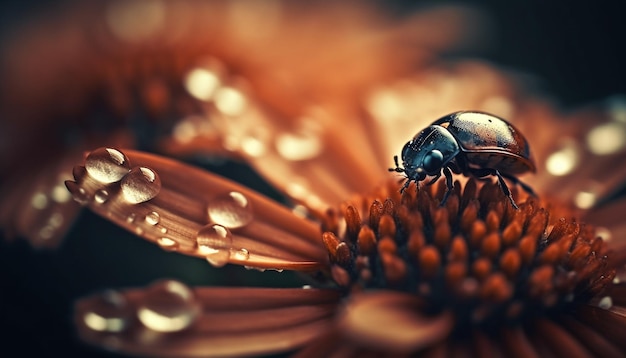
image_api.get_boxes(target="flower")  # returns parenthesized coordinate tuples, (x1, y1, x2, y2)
(66, 90, 626, 355)
(2, 1, 626, 357)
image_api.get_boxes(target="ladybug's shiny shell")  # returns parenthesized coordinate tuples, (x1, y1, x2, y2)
(390, 111, 536, 208)
(433, 111, 535, 175)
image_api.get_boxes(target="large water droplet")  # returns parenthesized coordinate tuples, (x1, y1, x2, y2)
(94, 189, 110, 204)
(207, 191, 253, 228)
(85, 148, 131, 183)
(120, 167, 161, 204)
(196, 224, 232, 267)
(157, 237, 178, 251)
(83, 290, 132, 333)
(145, 211, 160, 225)
(137, 280, 200, 333)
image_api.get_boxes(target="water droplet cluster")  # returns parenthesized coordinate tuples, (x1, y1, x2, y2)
(73, 148, 161, 206)
(195, 191, 255, 267)
(82, 280, 200, 335)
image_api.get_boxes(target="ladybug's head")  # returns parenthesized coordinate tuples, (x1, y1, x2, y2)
(401, 125, 460, 182)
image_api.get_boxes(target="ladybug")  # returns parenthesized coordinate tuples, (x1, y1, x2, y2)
(389, 111, 536, 209)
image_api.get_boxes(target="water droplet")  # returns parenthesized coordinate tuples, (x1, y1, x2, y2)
(366, 87, 404, 122)
(51, 184, 72, 203)
(48, 212, 63, 228)
(240, 133, 268, 157)
(232, 248, 249, 261)
(66, 181, 89, 205)
(157, 237, 178, 251)
(120, 167, 161, 204)
(145, 211, 160, 226)
(207, 191, 253, 228)
(214, 87, 247, 116)
(596, 227, 612, 242)
(275, 119, 323, 161)
(39, 226, 54, 240)
(137, 280, 200, 333)
(545, 141, 579, 176)
(196, 224, 232, 267)
(83, 290, 131, 333)
(94, 189, 110, 204)
(126, 213, 136, 223)
(85, 148, 131, 183)
(575, 190, 597, 209)
(31, 192, 48, 210)
(184, 68, 221, 101)
(586, 122, 626, 155)
(302, 285, 312, 289)
(244, 266, 265, 272)
(160, 227, 168, 234)
(292, 204, 308, 218)
(597, 296, 613, 310)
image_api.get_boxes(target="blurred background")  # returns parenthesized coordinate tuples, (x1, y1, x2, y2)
(0, 0, 624, 356)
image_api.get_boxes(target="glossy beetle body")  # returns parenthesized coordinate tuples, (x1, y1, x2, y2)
(390, 111, 536, 208)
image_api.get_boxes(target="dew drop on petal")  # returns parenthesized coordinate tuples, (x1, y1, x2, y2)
(292, 204, 308, 218)
(545, 142, 580, 176)
(207, 191, 253, 228)
(214, 87, 247, 116)
(596, 227, 612, 242)
(120, 167, 161, 204)
(196, 224, 232, 267)
(275, 119, 323, 161)
(232, 248, 249, 261)
(145, 211, 160, 226)
(597, 296, 613, 310)
(586, 122, 626, 155)
(85, 148, 131, 183)
(184, 68, 221, 101)
(51, 184, 72, 203)
(240, 129, 268, 157)
(66, 181, 89, 205)
(275, 132, 322, 161)
(157, 237, 178, 251)
(575, 190, 597, 209)
(126, 213, 136, 223)
(31, 192, 48, 210)
(137, 280, 200, 333)
(83, 290, 131, 333)
(94, 189, 110, 204)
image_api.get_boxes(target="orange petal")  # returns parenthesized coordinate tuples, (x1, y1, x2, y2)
(336, 291, 453, 353)
(67, 148, 328, 271)
(75, 282, 340, 357)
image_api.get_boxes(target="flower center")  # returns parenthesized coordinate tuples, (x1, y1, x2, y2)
(320, 178, 615, 329)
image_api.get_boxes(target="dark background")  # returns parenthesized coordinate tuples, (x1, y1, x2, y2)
(1, 0, 625, 357)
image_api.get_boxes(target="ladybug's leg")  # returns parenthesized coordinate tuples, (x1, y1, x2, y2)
(426, 173, 441, 186)
(494, 170, 519, 209)
(501, 173, 537, 197)
(440, 167, 454, 206)
(400, 178, 412, 193)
